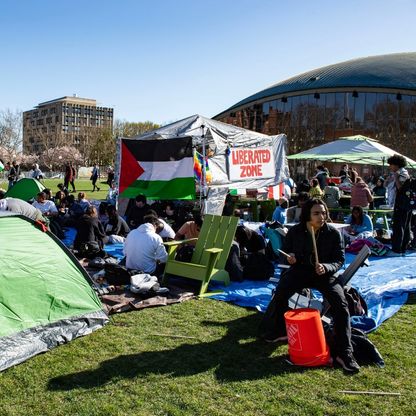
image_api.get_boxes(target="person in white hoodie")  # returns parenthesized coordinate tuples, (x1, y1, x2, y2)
(123, 214, 168, 276)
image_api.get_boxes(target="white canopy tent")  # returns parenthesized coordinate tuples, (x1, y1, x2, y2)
(287, 135, 416, 168)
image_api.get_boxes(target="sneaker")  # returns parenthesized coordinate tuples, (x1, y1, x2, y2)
(336, 354, 360, 373)
(263, 334, 288, 343)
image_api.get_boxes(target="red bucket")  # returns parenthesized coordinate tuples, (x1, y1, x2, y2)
(284, 308, 331, 367)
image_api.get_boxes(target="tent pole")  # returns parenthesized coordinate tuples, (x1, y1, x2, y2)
(201, 125, 208, 214)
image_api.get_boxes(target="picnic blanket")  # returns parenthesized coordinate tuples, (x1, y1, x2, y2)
(210, 252, 416, 332)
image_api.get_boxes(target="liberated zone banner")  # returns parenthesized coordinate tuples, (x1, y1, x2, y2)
(119, 137, 196, 200)
(228, 147, 275, 181)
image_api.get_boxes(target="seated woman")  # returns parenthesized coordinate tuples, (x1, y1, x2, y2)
(344, 205, 374, 242)
(372, 178, 387, 208)
(174, 212, 203, 261)
(234, 225, 274, 280)
(272, 197, 288, 224)
(309, 178, 323, 199)
(324, 181, 341, 208)
(73, 205, 107, 257)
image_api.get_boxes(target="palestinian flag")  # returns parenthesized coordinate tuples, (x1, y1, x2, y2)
(119, 137, 196, 200)
(0, 161, 4, 172)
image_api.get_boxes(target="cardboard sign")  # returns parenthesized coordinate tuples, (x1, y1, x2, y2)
(228, 147, 275, 181)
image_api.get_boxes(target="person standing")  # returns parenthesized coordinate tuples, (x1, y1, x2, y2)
(387, 154, 411, 255)
(7, 161, 20, 189)
(64, 162, 76, 192)
(70, 163, 77, 193)
(91, 163, 100, 192)
(315, 165, 328, 190)
(259, 198, 360, 373)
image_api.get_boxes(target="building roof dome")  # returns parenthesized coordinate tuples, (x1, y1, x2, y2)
(218, 52, 416, 115)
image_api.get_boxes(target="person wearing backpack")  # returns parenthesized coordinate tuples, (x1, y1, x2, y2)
(388, 154, 411, 255)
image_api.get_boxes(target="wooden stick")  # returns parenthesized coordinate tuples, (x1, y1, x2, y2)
(309, 225, 319, 264)
(149, 333, 198, 339)
(339, 390, 401, 396)
(277, 248, 291, 259)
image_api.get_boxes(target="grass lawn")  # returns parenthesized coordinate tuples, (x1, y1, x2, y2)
(0, 296, 414, 416)
(0, 178, 415, 415)
(0, 178, 110, 201)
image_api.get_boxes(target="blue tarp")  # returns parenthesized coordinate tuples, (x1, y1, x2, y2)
(62, 227, 125, 259)
(63, 226, 416, 332)
(210, 252, 416, 332)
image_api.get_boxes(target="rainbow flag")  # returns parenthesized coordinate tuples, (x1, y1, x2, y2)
(194, 151, 212, 184)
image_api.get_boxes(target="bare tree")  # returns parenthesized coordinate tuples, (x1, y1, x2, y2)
(113, 120, 160, 138)
(0, 109, 23, 161)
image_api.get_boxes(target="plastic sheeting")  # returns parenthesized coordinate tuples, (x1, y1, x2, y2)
(120, 115, 289, 190)
(210, 252, 416, 332)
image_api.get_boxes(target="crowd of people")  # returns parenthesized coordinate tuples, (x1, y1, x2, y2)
(1, 154, 413, 375)
(270, 155, 414, 255)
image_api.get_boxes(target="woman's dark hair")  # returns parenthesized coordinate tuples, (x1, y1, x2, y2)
(311, 178, 319, 187)
(135, 194, 147, 204)
(299, 198, 328, 225)
(193, 213, 203, 228)
(86, 205, 98, 217)
(351, 205, 364, 225)
(387, 154, 407, 168)
(146, 209, 158, 217)
(143, 214, 160, 226)
(106, 204, 117, 215)
(297, 192, 310, 202)
(376, 177, 385, 186)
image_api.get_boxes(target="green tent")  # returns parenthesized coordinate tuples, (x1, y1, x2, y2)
(0, 214, 108, 371)
(287, 135, 416, 167)
(4, 178, 45, 202)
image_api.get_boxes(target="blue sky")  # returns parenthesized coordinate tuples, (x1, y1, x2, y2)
(1, 0, 415, 125)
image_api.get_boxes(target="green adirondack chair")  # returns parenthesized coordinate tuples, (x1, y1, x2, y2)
(162, 214, 239, 296)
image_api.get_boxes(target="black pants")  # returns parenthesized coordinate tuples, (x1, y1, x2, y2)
(259, 265, 352, 355)
(392, 208, 412, 253)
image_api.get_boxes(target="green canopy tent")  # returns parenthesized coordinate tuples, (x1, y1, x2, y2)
(4, 178, 45, 201)
(0, 214, 108, 371)
(287, 135, 416, 168)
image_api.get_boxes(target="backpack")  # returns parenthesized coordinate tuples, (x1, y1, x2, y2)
(395, 177, 416, 211)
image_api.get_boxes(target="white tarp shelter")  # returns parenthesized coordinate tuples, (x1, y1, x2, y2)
(121, 114, 289, 190)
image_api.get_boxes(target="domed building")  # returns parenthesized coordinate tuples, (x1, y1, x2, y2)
(214, 52, 416, 160)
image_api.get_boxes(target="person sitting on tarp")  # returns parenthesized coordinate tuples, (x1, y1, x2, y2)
(234, 225, 274, 280)
(161, 202, 179, 231)
(77, 192, 91, 212)
(146, 209, 175, 241)
(286, 192, 310, 223)
(126, 194, 150, 229)
(123, 214, 168, 277)
(174, 212, 203, 261)
(104, 204, 130, 244)
(343, 205, 374, 243)
(32, 191, 58, 218)
(272, 197, 288, 224)
(73, 205, 107, 258)
(258, 198, 360, 373)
